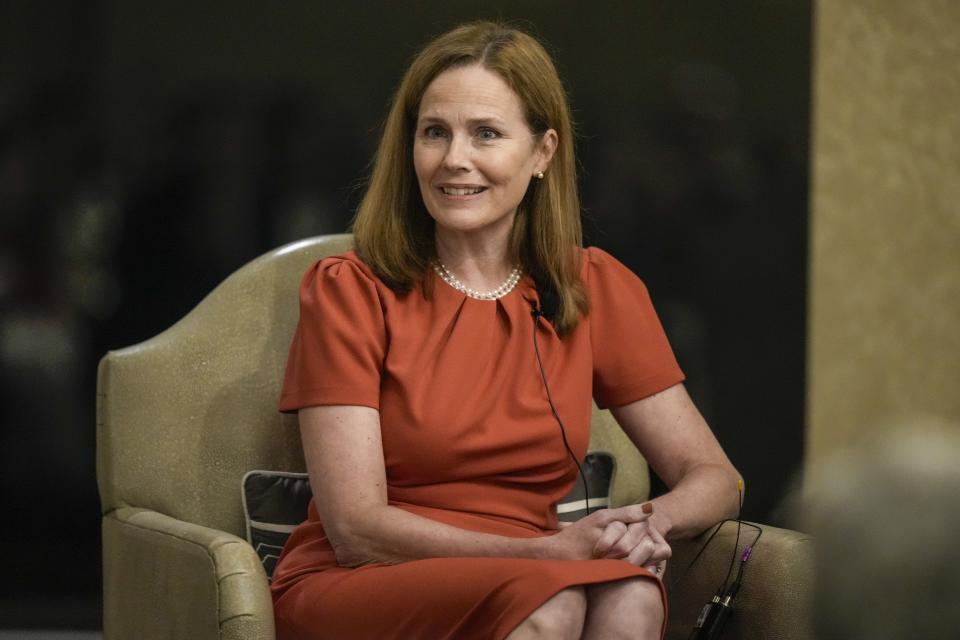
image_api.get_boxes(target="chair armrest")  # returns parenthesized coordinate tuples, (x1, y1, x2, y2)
(102, 507, 275, 640)
(665, 521, 814, 640)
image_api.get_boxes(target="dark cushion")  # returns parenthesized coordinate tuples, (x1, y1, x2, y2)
(557, 451, 616, 522)
(241, 470, 312, 580)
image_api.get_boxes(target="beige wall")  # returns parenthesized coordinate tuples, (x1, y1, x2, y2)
(807, 0, 960, 470)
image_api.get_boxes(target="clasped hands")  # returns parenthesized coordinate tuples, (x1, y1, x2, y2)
(554, 503, 671, 577)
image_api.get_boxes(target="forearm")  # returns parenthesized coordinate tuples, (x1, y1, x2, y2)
(648, 463, 741, 540)
(328, 504, 553, 567)
(610, 384, 743, 540)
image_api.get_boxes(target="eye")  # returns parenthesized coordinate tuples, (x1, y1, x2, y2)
(423, 125, 448, 140)
(476, 127, 500, 141)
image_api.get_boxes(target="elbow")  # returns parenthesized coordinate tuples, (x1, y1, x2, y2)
(325, 516, 388, 568)
(727, 465, 745, 520)
(694, 461, 742, 522)
(328, 528, 378, 568)
(329, 535, 367, 568)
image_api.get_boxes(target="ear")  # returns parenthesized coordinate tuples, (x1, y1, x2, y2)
(535, 128, 559, 173)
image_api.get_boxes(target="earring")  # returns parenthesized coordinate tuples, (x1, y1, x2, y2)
(535, 171, 545, 180)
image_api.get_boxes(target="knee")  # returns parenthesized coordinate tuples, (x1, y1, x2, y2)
(622, 578, 664, 628)
(509, 587, 587, 640)
(585, 578, 664, 639)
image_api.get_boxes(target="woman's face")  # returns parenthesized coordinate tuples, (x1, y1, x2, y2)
(413, 65, 556, 241)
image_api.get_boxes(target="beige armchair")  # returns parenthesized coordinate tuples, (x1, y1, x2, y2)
(97, 234, 813, 639)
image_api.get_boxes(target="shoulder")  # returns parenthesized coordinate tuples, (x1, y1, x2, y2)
(580, 246, 647, 290)
(581, 246, 620, 269)
(300, 251, 386, 292)
(298, 250, 390, 309)
(306, 250, 378, 281)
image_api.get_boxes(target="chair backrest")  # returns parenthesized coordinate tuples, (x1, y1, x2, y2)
(97, 235, 352, 536)
(97, 234, 648, 538)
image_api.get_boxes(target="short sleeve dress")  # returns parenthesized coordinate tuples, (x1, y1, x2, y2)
(272, 247, 684, 640)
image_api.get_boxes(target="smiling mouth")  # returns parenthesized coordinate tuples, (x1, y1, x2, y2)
(440, 186, 486, 196)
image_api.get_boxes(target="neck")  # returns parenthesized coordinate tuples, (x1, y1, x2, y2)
(434, 224, 515, 291)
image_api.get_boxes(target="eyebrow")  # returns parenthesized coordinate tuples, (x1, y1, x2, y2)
(417, 115, 509, 128)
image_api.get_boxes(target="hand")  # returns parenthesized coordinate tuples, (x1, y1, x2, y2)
(549, 504, 654, 561)
(595, 518, 672, 568)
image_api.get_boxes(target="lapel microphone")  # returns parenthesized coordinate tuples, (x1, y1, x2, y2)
(530, 272, 559, 326)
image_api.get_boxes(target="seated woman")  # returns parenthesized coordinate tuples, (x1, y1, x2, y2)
(272, 21, 741, 640)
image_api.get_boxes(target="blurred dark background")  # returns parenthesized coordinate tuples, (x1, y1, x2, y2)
(0, 0, 810, 630)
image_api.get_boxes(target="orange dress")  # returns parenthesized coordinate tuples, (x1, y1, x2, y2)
(273, 247, 684, 639)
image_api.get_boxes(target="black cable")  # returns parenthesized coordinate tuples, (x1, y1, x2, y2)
(679, 520, 731, 579)
(530, 307, 591, 517)
(721, 483, 745, 590)
(686, 522, 763, 640)
(678, 482, 754, 640)
(700, 526, 763, 640)
(679, 518, 762, 581)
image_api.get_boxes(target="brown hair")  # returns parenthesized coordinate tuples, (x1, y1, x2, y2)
(352, 21, 588, 335)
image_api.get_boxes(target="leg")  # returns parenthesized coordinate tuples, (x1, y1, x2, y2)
(583, 577, 665, 640)
(505, 586, 587, 640)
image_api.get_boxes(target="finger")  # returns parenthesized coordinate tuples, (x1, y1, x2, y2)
(587, 507, 616, 527)
(647, 524, 672, 562)
(605, 521, 649, 559)
(606, 502, 654, 525)
(647, 521, 665, 544)
(647, 542, 671, 564)
(626, 537, 657, 567)
(557, 521, 573, 529)
(592, 521, 628, 559)
(647, 517, 668, 545)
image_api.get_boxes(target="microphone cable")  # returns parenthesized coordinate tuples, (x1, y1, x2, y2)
(530, 304, 591, 518)
(685, 481, 742, 640)
(685, 481, 763, 640)
(689, 525, 762, 640)
(722, 480, 746, 593)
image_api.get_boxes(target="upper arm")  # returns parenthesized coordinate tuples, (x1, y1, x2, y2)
(299, 405, 389, 535)
(610, 383, 736, 488)
(585, 248, 685, 409)
(583, 250, 729, 486)
(279, 257, 387, 412)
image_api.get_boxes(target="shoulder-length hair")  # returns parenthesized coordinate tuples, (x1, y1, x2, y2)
(352, 21, 589, 335)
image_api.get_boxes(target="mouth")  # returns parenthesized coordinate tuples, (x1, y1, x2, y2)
(439, 186, 487, 196)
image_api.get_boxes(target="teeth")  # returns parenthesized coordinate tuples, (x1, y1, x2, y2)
(441, 187, 484, 196)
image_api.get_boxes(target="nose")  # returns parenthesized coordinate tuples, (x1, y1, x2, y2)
(441, 133, 472, 172)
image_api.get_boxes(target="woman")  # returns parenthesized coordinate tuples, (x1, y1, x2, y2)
(274, 21, 741, 640)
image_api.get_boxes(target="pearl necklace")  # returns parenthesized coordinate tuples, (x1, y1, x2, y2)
(432, 261, 522, 300)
